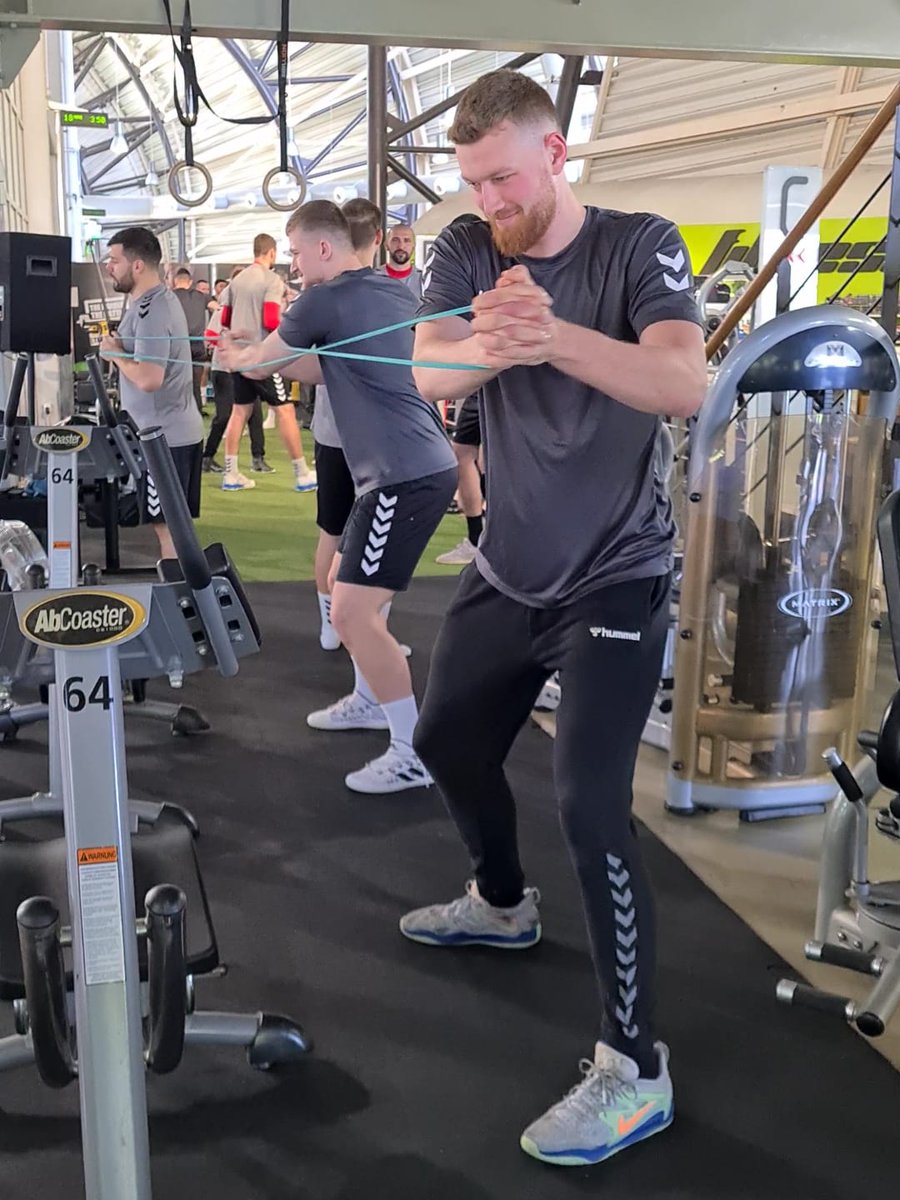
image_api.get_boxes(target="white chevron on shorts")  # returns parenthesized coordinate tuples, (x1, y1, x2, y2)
(273, 374, 287, 402)
(607, 852, 640, 1040)
(146, 474, 161, 518)
(361, 492, 397, 577)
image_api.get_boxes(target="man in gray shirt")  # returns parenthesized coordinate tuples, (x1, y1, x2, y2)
(399, 70, 707, 1170)
(218, 201, 457, 797)
(378, 223, 423, 300)
(100, 227, 204, 561)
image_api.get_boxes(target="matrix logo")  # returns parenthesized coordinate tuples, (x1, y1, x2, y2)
(21, 591, 144, 648)
(32, 428, 89, 453)
(777, 589, 852, 620)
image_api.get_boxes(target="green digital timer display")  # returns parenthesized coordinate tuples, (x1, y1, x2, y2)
(61, 111, 109, 127)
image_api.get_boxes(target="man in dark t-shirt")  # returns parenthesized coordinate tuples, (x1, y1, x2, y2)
(399, 70, 707, 1169)
(217, 201, 457, 797)
(172, 267, 209, 412)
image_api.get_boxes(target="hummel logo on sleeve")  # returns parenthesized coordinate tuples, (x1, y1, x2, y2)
(590, 626, 642, 642)
(656, 248, 690, 292)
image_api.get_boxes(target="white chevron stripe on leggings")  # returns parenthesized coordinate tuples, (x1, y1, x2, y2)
(607, 852, 639, 1040)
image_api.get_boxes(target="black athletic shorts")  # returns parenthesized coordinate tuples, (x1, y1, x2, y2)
(314, 441, 356, 537)
(453, 394, 481, 446)
(140, 441, 203, 524)
(233, 372, 291, 408)
(337, 467, 457, 592)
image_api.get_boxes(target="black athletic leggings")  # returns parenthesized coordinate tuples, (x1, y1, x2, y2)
(204, 370, 264, 460)
(414, 566, 670, 1077)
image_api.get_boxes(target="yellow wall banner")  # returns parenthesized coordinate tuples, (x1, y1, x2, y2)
(680, 217, 887, 302)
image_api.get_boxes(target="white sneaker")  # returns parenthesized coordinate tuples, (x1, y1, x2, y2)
(306, 691, 389, 731)
(222, 471, 255, 491)
(319, 624, 342, 651)
(294, 472, 318, 493)
(435, 539, 477, 566)
(345, 743, 433, 794)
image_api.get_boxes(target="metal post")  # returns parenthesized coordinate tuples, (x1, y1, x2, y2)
(367, 45, 388, 236)
(554, 56, 584, 136)
(879, 105, 900, 341)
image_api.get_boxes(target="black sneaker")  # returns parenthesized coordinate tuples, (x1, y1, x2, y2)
(251, 457, 276, 474)
(202, 457, 225, 474)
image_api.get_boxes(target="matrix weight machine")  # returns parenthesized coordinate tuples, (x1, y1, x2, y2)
(666, 305, 900, 819)
(778, 487, 900, 1036)
(0, 366, 310, 1200)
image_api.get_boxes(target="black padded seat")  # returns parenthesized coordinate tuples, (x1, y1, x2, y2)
(0, 808, 218, 1001)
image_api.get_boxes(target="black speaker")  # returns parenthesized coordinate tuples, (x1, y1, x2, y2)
(0, 232, 72, 355)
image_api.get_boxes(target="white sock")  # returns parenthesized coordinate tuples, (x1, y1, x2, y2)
(292, 456, 310, 478)
(380, 599, 392, 622)
(352, 658, 379, 706)
(224, 454, 238, 475)
(318, 591, 334, 632)
(381, 694, 418, 751)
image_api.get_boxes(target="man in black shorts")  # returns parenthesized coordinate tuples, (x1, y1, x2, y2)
(218, 233, 316, 493)
(401, 69, 707, 1168)
(100, 226, 204, 560)
(219, 201, 458, 794)
(311, 198, 383, 651)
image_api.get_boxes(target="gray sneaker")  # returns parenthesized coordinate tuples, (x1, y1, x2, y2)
(399, 880, 541, 949)
(520, 1042, 673, 1166)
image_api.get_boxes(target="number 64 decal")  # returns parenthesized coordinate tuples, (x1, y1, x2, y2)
(63, 676, 113, 713)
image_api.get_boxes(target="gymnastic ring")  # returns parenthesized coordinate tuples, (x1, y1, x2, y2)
(168, 160, 214, 208)
(262, 165, 307, 212)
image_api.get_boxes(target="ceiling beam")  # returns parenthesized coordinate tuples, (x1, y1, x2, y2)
(568, 80, 898, 161)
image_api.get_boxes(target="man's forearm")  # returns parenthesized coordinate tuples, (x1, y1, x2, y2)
(549, 321, 706, 418)
(413, 335, 499, 402)
(116, 356, 163, 393)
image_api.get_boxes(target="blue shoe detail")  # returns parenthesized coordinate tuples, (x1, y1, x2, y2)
(295, 480, 318, 492)
(522, 1107, 673, 1166)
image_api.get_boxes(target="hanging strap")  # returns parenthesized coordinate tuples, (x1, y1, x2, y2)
(161, 0, 280, 156)
(276, 0, 290, 171)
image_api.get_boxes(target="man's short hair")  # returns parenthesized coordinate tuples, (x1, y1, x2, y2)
(449, 69, 559, 145)
(174, 267, 192, 281)
(107, 226, 163, 268)
(342, 197, 382, 251)
(214, 277, 228, 287)
(388, 223, 413, 237)
(285, 200, 353, 247)
(253, 233, 277, 257)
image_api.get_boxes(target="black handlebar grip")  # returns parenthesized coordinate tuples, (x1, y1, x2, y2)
(137, 428, 211, 592)
(3, 353, 28, 432)
(85, 354, 119, 428)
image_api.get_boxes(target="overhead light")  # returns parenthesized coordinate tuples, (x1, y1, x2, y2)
(564, 160, 583, 183)
(242, 192, 257, 208)
(333, 185, 358, 204)
(145, 166, 159, 187)
(110, 122, 128, 156)
(287, 131, 300, 158)
(285, 188, 301, 205)
(432, 153, 450, 165)
(387, 181, 409, 200)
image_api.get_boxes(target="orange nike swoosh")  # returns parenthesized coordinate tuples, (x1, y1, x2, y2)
(618, 1102, 655, 1137)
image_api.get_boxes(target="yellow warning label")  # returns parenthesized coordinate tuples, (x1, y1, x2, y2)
(78, 846, 118, 866)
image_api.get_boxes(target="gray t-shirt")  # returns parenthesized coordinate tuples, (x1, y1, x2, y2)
(311, 384, 342, 449)
(417, 208, 701, 607)
(117, 283, 204, 448)
(277, 268, 456, 494)
(377, 264, 423, 302)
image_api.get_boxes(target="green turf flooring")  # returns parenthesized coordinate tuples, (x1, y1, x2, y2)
(193, 424, 470, 583)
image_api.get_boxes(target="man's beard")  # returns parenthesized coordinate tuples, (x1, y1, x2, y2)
(489, 184, 557, 257)
(390, 249, 410, 266)
(111, 270, 134, 294)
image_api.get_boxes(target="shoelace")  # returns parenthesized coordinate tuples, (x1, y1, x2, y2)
(561, 1062, 637, 1121)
